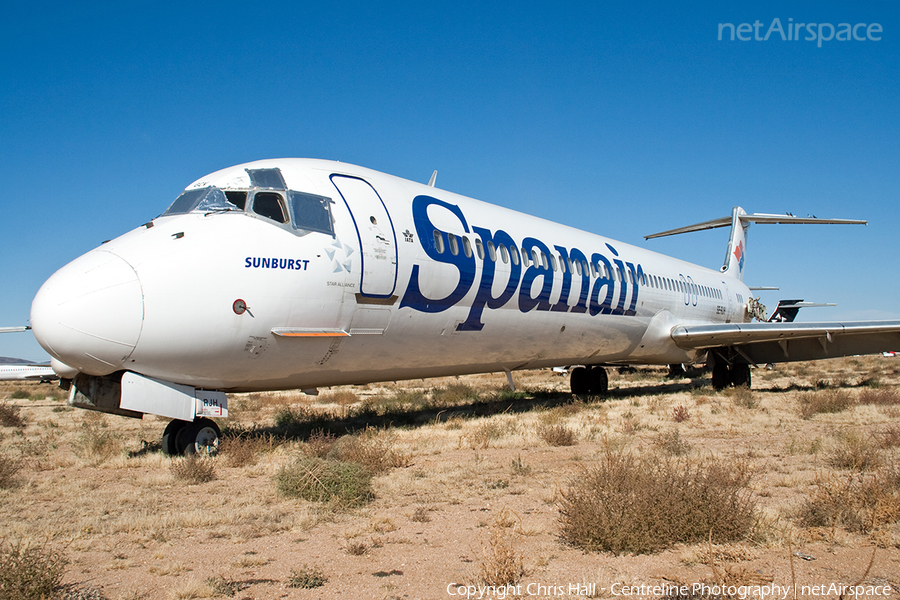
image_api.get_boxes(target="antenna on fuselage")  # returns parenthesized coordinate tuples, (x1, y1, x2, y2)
(427, 170, 437, 187)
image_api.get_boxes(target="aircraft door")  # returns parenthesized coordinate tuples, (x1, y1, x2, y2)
(330, 175, 398, 298)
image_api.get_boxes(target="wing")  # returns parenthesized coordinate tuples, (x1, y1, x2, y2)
(672, 320, 900, 364)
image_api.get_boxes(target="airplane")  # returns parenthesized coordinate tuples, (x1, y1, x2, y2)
(7, 158, 900, 455)
(0, 328, 59, 382)
(766, 299, 836, 323)
(0, 357, 58, 383)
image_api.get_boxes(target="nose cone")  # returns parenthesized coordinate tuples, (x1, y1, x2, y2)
(32, 250, 144, 376)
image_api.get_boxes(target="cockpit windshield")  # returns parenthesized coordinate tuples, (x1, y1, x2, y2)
(163, 187, 240, 216)
(161, 184, 335, 237)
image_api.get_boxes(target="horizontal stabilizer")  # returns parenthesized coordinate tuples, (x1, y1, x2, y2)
(645, 212, 866, 239)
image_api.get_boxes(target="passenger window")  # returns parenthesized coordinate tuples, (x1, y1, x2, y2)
(510, 246, 520, 266)
(434, 230, 444, 253)
(532, 249, 540, 266)
(487, 241, 497, 262)
(448, 233, 459, 256)
(252, 192, 287, 223)
(287, 191, 334, 235)
(499, 244, 509, 264)
(559, 256, 567, 273)
(549, 254, 557, 271)
(475, 239, 485, 260)
(462, 236, 473, 258)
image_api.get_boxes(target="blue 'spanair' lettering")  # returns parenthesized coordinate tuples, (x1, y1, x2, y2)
(399, 197, 643, 329)
(457, 227, 521, 331)
(399, 196, 475, 313)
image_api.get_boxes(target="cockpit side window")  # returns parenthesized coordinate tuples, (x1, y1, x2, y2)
(288, 191, 334, 236)
(252, 192, 287, 223)
(163, 187, 240, 215)
(224, 191, 247, 210)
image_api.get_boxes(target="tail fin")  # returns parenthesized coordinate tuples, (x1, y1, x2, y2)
(722, 207, 749, 280)
(645, 207, 866, 282)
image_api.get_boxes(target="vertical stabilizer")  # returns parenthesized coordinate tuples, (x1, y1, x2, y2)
(721, 207, 749, 281)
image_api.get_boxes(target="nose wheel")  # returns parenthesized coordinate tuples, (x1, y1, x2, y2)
(161, 418, 221, 456)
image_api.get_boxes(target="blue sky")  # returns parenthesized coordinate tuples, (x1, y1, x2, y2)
(2, 1, 898, 361)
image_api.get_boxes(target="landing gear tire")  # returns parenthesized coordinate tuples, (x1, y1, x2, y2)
(570, 367, 589, 395)
(712, 363, 730, 391)
(176, 418, 221, 456)
(161, 420, 189, 456)
(731, 363, 751, 388)
(588, 367, 608, 396)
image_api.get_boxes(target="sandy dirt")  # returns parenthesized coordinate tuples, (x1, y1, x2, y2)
(2, 358, 900, 600)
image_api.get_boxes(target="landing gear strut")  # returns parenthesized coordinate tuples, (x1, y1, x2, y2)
(570, 366, 608, 396)
(161, 418, 221, 456)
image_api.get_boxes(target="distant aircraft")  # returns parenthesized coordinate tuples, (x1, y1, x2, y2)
(7, 159, 899, 454)
(0, 357, 58, 383)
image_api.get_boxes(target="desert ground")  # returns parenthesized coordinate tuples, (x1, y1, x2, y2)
(2, 357, 900, 600)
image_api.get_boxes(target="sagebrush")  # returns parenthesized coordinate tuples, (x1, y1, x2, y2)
(559, 450, 756, 554)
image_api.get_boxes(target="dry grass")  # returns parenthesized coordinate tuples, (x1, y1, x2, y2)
(1, 357, 899, 597)
(0, 539, 67, 600)
(536, 423, 577, 446)
(797, 389, 856, 419)
(326, 427, 409, 472)
(559, 450, 757, 554)
(475, 528, 526, 586)
(286, 565, 327, 589)
(798, 467, 900, 533)
(276, 457, 374, 507)
(169, 455, 216, 484)
(0, 402, 25, 427)
(0, 451, 23, 488)
(858, 387, 900, 405)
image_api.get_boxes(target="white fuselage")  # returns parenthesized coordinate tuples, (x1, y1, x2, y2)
(0, 363, 57, 381)
(31, 159, 751, 392)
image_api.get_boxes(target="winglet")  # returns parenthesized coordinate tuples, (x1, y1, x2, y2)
(427, 170, 437, 187)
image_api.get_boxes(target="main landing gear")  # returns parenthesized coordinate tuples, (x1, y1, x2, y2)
(161, 418, 221, 456)
(570, 365, 608, 396)
(711, 362, 751, 391)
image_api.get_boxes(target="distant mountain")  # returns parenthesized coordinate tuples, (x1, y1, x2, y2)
(0, 357, 38, 365)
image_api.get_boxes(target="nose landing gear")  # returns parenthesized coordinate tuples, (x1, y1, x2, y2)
(161, 418, 221, 456)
